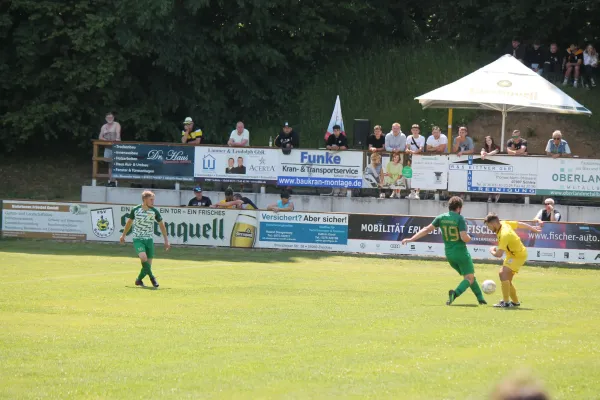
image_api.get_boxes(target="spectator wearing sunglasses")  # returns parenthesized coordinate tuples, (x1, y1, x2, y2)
(533, 198, 561, 225)
(545, 130, 571, 158)
(187, 187, 212, 207)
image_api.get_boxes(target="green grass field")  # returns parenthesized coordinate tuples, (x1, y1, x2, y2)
(2, 240, 600, 399)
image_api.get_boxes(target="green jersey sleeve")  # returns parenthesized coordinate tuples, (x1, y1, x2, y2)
(152, 207, 163, 222)
(431, 216, 441, 228)
(458, 215, 467, 232)
(128, 207, 136, 220)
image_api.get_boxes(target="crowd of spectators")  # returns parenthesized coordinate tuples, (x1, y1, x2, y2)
(183, 186, 293, 212)
(506, 38, 598, 89)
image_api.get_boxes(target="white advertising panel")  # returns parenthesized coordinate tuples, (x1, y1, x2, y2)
(410, 154, 449, 190)
(194, 147, 279, 184)
(447, 155, 536, 194)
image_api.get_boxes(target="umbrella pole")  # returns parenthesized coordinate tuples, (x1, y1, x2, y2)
(447, 108, 453, 153)
(500, 107, 507, 152)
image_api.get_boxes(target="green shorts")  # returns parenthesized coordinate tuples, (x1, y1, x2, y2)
(133, 238, 155, 259)
(447, 252, 475, 276)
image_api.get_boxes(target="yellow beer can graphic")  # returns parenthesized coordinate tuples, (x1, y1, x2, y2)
(230, 212, 257, 248)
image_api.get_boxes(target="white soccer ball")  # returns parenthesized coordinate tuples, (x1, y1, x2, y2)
(482, 279, 496, 295)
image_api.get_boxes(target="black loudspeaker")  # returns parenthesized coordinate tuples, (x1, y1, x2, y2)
(353, 119, 370, 149)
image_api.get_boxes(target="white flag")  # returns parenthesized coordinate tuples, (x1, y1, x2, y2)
(325, 95, 345, 141)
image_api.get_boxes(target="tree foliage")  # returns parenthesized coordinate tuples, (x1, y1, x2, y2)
(1, 0, 598, 152)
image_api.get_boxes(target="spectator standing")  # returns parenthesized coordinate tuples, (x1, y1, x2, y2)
(385, 123, 406, 152)
(583, 44, 598, 89)
(505, 37, 526, 63)
(367, 125, 385, 152)
(405, 124, 425, 155)
(212, 187, 237, 208)
(481, 136, 501, 203)
(533, 198, 561, 225)
(228, 121, 250, 147)
(99, 111, 122, 187)
(452, 126, 474, 156)
(506, 130, 528, 155)
(543, 43, 563, 83)
(480, 136, 500, 159)
(405, 124, 425, 200)
(233, 193, 258, 210)
(526, 40, 545, 75)
(187, 187, 212, 207)
(181, 117, 202, 145)
(215, 193, 259, 209)
(545, 130, 571, 158)
(563, 44, 583, 87)
(325, 124, 348, 150)
(267, 191, 295, 212)
(326, 125, 349, 196)
(425, 126, 448, 153)
(274, 122, 299, 151)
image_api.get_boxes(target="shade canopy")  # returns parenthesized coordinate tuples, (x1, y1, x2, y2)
(415, 55, 591, 150)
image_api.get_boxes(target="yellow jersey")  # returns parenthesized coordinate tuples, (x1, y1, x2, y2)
(497, 221, 526, 258)
(217, 199, 237, 209)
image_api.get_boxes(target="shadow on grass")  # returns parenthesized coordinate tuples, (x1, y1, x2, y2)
(449, 304, 479, 308)
(1, 239, 600, 270)
(124, 286, 171, 291)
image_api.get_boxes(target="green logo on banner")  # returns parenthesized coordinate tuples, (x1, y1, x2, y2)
(402, 166, 413, 178)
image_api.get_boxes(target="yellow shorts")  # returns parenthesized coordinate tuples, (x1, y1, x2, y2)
(503, 254, 527, 273)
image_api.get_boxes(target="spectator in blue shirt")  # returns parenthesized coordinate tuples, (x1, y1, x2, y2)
(267, 191, 295, 213)
(545, 130, 571, 158)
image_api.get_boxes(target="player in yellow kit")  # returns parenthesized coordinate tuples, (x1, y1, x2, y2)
(483, 213, 541, 308)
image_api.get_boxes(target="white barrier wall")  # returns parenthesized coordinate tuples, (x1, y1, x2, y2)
(81, 186, 595, 222)
(4, 200, 600, 264)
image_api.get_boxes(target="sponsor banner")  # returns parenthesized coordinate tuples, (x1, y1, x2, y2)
(447, 155, 536, 194)
(4, 201, 600, 264)
(100, 206, 252, 247)
(536, 158, 600, 197)
(257, 212, 348, 251)
(278, 150, 363, 188)
(347, 214, 600, 262)
(362, 153, 411, 190)
(410, 154, 449, 190)
(193, 147, 278, 184)
(112, 144, 194, 181)
(1, 201, 89, 240)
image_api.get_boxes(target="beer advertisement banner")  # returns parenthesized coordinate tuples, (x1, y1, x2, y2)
(1, 201, 254, 248)
(111, 144, 195, 181)
(347, 214, 600, 263)
(536, 158, 600, 197)
(91, 206, 253, 248)
(193, 147, 279, 184)
(447, 155, 537, 194)
(410, 154, 449, 190)
(257, 212, 349, 252)
(278, 150, 363, 188)
(1, 201, 88, 240)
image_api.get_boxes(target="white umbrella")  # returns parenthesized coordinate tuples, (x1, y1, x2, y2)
(415, 54, 591, 151)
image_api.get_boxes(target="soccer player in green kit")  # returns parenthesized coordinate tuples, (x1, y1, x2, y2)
(401, 196, 486, 305)
(120, 190, 170, 288)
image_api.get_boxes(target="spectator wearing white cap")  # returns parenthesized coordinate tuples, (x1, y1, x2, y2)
(228, 121, 250, 147)
(181, 117, 203, 145)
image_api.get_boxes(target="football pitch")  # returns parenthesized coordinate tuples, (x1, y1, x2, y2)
(2, 240, 600, 399)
